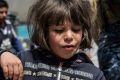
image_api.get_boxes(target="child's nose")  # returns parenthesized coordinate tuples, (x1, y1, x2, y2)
(64, 31, 73, 43)
(2, 11, 7, 17)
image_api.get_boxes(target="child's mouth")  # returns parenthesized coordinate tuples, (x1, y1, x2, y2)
(62, 45, 75, 51)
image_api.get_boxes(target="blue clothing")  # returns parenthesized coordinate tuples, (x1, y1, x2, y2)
(98, 21, 120, 80)
(0, 48, 106, 80)
(0, 20, 24, 52)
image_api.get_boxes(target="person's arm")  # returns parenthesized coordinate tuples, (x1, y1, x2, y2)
(96, 71, 106, 80)
(11, 37, 24, 52)
(11, 27, 24, 52)
(0, 51, 23, 80)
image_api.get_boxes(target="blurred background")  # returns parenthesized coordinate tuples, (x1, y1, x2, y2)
(6, 0, 36, 22)
(5, 0, 36, 50)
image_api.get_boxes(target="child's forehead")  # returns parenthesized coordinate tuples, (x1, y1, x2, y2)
(49, 20, 83, 29)
(49, 16, 82, 25)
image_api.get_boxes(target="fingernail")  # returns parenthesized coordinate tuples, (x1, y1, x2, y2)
(5, 77, 8, 80)
(9, 76, 12, 79)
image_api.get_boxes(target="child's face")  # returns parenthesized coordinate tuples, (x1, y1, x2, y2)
(0, 7, 8, 23)
(48, 19, 82, 59)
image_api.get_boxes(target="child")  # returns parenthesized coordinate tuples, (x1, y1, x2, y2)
(0, 0, 106, 80)
(0, 0, 24, 52)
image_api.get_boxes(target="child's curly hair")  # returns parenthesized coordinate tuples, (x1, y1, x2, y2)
(27, 0, 93, 50)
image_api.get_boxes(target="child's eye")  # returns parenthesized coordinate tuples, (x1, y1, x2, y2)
(72, 29, 81, 33)
(54, 25, 64, 33)
(54, 29, 64, 33)
(72, 28, 81, 33)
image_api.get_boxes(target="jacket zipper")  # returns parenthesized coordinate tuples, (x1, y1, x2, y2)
(57, 62, 63, 80)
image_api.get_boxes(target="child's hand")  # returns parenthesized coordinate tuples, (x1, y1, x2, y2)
(0, 52, 23, 80)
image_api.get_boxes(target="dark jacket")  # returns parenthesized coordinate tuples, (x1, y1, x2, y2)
(98, 21, 120, 80)
(0, 48, 106, 80)
(98, 0, 120, 79)
(0, 20, 24, 52)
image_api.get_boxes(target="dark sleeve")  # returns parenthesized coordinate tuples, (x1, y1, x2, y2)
(11, 37, 24, 52)
(0, 67, 5, 80)
(9, 25, 24, 52)
(104, 64, 120, 80)
(0, 48, 3, 55)
(98, 32, 120, 80)
(95, 71, 106, 80)
(98, 50, 120, 80)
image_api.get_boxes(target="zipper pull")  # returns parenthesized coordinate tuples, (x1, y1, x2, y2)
(57, 62, 63, 80)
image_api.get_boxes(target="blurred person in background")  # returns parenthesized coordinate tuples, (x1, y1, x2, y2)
(97, 0, 120, 79)
(0, 0, 24, 52)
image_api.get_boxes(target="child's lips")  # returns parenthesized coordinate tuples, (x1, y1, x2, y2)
(62, 45, 75, 51)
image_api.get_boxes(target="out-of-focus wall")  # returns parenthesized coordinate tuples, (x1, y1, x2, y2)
(6, 0, 36, 22)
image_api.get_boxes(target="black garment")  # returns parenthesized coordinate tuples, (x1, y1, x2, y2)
(1, 47, 105, 80)
(98, 21, 120, 80)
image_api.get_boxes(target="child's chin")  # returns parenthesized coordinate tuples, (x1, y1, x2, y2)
(60, 54, 74, 60)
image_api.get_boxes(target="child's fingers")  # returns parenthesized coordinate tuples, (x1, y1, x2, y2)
(3, 66, 9, 79)
(18, 63, 23, 80)
(13, 63, 20, 80)
(8, 64, 13, 79)
(0, 52, 22, 79)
